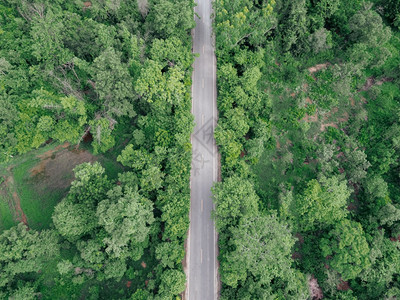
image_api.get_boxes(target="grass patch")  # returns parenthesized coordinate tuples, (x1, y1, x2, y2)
(13, 157, 68, 230)
(0, 194, 15, 231)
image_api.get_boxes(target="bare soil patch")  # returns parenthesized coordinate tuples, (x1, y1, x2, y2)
(30, 147, 97, 190)
(337, 280, 351, 291)
(308, 63, 329, 75)
(358, 76, 393, 92)
(1, 173, 28, 226)
(12, 190, 28, 226)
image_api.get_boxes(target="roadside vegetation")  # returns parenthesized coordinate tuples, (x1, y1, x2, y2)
(213, 0, 400, 299)
(0, 0, 195, 298)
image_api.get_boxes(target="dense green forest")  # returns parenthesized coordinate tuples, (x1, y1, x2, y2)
(0, 0, 194, 298)
(2, 0, 400, 299)
(213, 0, 400, 299)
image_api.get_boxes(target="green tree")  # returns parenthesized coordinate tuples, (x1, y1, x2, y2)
(212, 175, 259, 231)
(155, 241, 185, 268)
(320, 219, 370, 280)
(0, 93, 18, 161)
(8, 285, 36, 300)
(295, 176, 350, 231)
(140, 166, 164, 192)
(215, 0, 277, 50)
(89, 117, 116, 154)
(343, 149, 370, 184)
(146, 0, 195, 39)
(377, 203, 400, 228)
(221, 213, 305, 295)
(135, 60, 186, 111)
(363, 175, 390, 212)
(149, 37, 194, 70)
(358, 230, 400, 299)
(307, 28, 332, 54)
(96, 186, 154, 260)
(158, 269, 186, 297)
(52, 199, 97, 242)
(91, 47, 135, 117)
(16, 89, 88, 152)
(30, 8, 73, 68)
(0, 224, 59, 288)
(276, 0, 308, 53)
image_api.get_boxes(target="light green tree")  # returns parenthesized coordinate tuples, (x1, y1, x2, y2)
(52, 199, 97, 242)
(295, 176, 350, 231)
(158, 269, 186, 297)
(68, 162, 111, 206)
(212, 175, 259, 231)
(349, 3, 391, 48)
(97, 186, 155, 260)
(0, 224, 59, 288)
(91, 47, 135, 117)
(320, 219, 370, 280)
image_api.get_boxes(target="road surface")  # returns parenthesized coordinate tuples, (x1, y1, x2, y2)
(186, 0, 218, 299)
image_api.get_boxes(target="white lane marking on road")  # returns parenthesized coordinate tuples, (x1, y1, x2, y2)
(201, 199, 203, 212)
(202, 78, 204, 88)
(200, 248, 203, 264)
(203, 45, 205, 54)
(202, 114, 204, 125)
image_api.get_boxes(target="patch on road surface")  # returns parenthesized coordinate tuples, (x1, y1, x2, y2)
(193, 117, 217, 154)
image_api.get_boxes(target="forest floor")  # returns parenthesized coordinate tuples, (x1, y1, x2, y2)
(0, 142, 123, 231)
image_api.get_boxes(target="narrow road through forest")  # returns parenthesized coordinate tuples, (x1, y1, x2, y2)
(186, 0, 218, 299)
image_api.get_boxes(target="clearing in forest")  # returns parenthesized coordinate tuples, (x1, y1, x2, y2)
(0, 142, 122, 231)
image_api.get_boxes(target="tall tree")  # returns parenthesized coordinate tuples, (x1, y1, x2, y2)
(320, 219, 370, 280)
(146, 0, 195, 39)
(212, 175, 259, 231)
(96, 186, 155, 260)
(295, 176, 350, 231)
(220, 213, 308, 298)
(348, 3, 392, 48)
(0, 224, 59, 290)
(91, 47, 135, 118)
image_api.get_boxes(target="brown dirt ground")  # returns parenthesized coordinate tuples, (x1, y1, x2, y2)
(308, 63, 329, 74)
(30, 146, 97, 190)
(358, 76, 393, 92)
(337, 280, 351, 291)
(1, 171, 28, 226)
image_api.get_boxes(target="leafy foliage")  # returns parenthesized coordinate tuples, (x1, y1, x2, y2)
(0, 0, 194, 297)
(214, 0, 400, 298)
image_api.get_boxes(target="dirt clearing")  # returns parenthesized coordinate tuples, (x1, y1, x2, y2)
(30, 145, 97, 190)
(1, 143, 98, 229)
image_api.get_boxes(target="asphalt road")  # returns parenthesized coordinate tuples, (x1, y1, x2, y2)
(186, 0, 218, 299)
